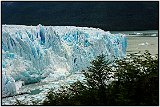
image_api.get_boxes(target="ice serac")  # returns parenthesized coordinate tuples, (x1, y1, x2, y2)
(2, 24, 127, 97)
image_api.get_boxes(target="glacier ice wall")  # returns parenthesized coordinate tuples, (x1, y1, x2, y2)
(2, 24, 127, 97)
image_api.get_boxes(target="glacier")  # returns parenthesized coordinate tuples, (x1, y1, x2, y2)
(2, 24, 127, 97)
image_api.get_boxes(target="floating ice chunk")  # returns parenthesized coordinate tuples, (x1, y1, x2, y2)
(138, 42, 149, 46)
(2, 73, 17, 97)
(15, 81, 25, 94)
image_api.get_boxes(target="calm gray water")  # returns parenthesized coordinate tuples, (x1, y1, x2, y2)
(127, 36, 158, 55)
(110, 30, 158, 55)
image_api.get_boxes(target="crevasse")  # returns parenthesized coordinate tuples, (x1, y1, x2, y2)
(2, 24, 127, 97)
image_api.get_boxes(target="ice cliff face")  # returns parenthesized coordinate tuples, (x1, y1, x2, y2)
(2, 24, 127, 97)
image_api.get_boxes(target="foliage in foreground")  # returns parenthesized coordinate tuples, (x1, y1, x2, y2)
(15, 51, 159, 105)
(43, 51, 158, 106)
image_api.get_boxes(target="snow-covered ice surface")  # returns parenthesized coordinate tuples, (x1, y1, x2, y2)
(2, 25, 127, 105)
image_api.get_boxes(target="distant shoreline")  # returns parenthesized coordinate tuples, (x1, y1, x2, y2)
(111, 30, 158, 37)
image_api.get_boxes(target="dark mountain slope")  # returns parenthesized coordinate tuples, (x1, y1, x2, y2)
(2, 2, 159, 31)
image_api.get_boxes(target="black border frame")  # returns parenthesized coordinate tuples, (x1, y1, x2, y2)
(1, 1, 159, 106)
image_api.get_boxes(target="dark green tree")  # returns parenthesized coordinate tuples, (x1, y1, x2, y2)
(107, 50, 159, 105)
(83, 54, 113, 105)
(43, 88, 72, 105)
(42, 54, 113, 105)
